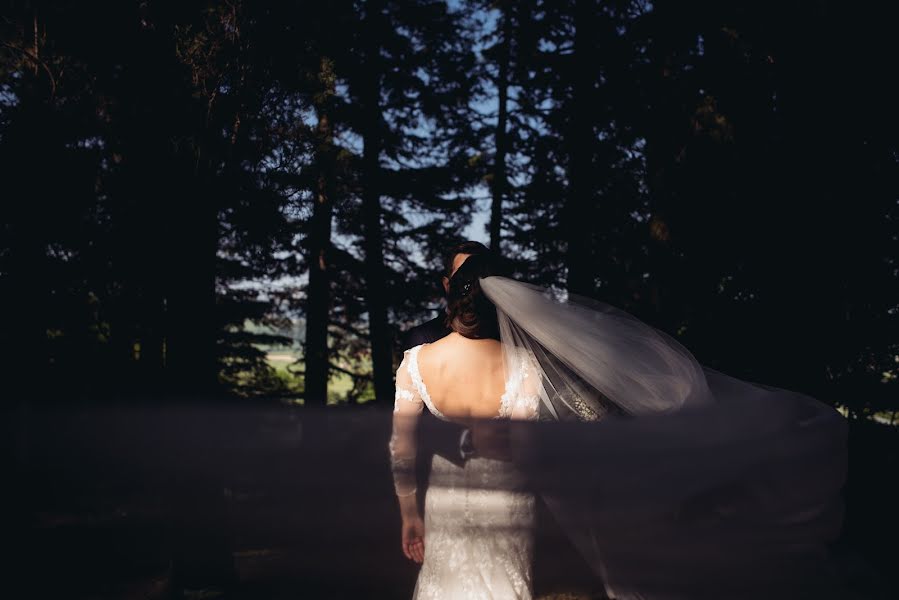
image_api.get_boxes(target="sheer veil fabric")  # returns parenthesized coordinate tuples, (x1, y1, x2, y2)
(479, 276, 849, 599)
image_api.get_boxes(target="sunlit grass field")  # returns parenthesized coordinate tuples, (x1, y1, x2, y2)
(230, 320, 375, 403)
(262, 350, 375, 405)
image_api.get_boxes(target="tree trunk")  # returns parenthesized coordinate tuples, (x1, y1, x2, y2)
(565, 0, 595, 296)
(489, 5, 511, 251)
(361, 1, 394, 405)
(139, 287, 165, 389)
(163, 165, 218, 395)
(304, 56, 337, 406)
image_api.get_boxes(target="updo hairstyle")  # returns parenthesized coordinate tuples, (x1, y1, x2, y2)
(444, 252, 504, 340)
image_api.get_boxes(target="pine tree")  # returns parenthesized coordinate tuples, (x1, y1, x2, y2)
(340, 0, 479, 404)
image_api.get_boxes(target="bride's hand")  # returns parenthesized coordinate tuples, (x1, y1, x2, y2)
(401, 515, 425, 563)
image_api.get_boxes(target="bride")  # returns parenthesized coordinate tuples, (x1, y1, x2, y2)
(388, 253, 847, 600)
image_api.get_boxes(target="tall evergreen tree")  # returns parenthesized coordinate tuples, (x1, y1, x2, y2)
(341, 0, 479, 404)
(303, 56, 339, 404)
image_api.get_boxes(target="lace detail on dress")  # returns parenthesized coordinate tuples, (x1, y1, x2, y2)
(412, 345, 538, 599)
(516, 393, 541, 421)
(391, 342, 540, 599)
(498, 347, 541, 421)
(498, 348, 524, 418)
(407, 344, 449, 421)
(389, 350, 424, 497)
(413, 455, 535, 600)
(394, 388, 415, 412)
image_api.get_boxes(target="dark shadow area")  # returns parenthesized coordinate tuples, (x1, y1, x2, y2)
(8, 401, 894, 599)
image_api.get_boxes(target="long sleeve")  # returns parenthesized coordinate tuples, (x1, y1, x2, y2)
(389, 351, 423, 497)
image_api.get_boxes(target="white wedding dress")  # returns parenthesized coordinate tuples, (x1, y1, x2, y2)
(390, 276, 847, 599)
(390, 343, 542, 600)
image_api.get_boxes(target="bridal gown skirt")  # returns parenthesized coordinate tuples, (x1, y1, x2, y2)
(412, 454, 536, 600)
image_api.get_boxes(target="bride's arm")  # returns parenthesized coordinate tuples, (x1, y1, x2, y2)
(389, 351, 425, 562)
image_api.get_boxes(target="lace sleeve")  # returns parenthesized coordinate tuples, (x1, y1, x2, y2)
(389, 350, 423, 497)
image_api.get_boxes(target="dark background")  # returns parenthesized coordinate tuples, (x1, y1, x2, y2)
(2, 1, 896, 598)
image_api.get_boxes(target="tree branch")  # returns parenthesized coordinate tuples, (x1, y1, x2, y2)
(0, 40, 57, 98)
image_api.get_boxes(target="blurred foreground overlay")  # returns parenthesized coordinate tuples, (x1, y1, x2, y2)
(8, 401, 896, 599)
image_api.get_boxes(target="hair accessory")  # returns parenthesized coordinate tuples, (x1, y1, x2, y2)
(462, 282, 472, 296)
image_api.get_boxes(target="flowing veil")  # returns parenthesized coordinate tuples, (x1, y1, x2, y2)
(480, 276, 849, 599)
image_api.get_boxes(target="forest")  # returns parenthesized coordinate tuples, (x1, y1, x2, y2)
(2, 0, 897, 415)
(2, 1, 897, 597)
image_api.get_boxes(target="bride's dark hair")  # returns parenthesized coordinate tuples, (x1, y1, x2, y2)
(445, 252, 504, 340)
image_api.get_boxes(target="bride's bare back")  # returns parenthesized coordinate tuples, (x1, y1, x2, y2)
(415, 333, 507, 422)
